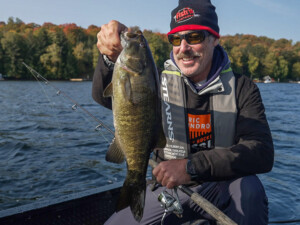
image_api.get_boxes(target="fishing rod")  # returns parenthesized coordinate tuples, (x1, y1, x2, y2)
(22, 62, 115, 136)
(149, 159, 300, 225)
(148, 159, 237, 225)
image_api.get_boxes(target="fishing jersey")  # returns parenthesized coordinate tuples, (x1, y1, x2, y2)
(92, 46, 274, 182)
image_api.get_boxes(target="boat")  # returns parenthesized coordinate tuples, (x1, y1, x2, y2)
(0, 181, 295, 225)
(263, 76, 271, 83)
(0, 180, 232, 225)
(0, 182, 123, 225)
(70, 78, 84, 82)
(264, 79, 271, 83)
(263, 75, 274, 83)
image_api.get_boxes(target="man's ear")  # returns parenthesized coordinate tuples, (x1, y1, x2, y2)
(213, 37, 219, 47)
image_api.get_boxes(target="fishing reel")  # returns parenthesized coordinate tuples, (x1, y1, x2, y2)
(158, 188, 183, 218)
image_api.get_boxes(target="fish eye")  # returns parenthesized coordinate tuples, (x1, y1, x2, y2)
(138, 36, 146, 48)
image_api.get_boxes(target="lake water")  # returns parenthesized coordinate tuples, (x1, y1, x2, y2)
(0, 81, 299, 223)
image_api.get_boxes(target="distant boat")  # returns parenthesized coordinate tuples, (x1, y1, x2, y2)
(263, 75, 273, 83)
(70, 78, 84, 82)
(252, 78, 263, 83)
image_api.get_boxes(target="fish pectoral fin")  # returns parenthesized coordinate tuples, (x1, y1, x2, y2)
(105, 138, 125, 164)
(121, 74, 133, 102)
(103, 82, 113, 97)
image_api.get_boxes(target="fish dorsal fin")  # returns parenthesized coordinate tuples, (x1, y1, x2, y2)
(103, 82, 113, 97)
(105, 137, 125, 164)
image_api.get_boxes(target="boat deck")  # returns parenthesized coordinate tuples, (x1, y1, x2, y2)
(0, 182, 122, 225)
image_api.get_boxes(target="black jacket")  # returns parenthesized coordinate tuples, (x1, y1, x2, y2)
(92, 53, 274, 182)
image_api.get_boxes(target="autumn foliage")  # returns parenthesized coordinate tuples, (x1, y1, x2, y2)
(0, 17, 299, 81)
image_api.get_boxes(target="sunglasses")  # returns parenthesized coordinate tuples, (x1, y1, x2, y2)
(168, 30, 209, 46)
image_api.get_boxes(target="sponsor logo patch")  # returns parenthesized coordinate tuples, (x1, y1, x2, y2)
(188, 113, 212, 150)
(175, 7, 198, 23)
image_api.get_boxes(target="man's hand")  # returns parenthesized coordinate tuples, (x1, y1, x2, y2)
(96, 20, 128, 62)
(152, 159, 191, 189)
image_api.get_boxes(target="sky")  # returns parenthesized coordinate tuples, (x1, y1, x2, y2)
(0, 0, 299, 43)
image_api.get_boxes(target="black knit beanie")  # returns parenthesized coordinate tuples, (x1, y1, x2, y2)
(168, 0, 220, 38)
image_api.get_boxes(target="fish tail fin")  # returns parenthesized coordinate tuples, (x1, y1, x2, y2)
(116, 171, 146, 222)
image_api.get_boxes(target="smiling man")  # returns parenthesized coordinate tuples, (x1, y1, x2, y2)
(172, 30, 218, 83)
(92, 0, 274, 224)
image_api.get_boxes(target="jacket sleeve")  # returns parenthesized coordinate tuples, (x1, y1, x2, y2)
(190, 74, 274, 181)
(92, 54, 113, 110)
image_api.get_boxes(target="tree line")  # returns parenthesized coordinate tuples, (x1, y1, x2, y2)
(220, 34, 300, 81)
(0, 17, 299, 81)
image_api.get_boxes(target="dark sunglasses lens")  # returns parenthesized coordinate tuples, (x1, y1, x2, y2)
(169, 35, 181, 46)
(168, 31, 206, 46)
(187, 32, 205, 44)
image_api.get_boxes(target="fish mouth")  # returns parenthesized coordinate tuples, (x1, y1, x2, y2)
(122, 30, 143, 39)
(121, 30, 145, 48)
(119, 31, 146, 74)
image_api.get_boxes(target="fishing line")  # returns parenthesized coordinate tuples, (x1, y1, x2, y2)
(26, 64, 67, 136)
(22, 62, 115, 142)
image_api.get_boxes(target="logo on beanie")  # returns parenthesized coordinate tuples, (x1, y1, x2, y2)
(175, 7, 198, 23)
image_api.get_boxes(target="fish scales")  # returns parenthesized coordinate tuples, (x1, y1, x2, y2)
(103, 30, 165, 222)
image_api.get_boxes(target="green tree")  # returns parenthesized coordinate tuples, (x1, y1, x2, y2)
(40, 43, 62, 79)
(272, 38, 293, 49)
(64, 50, 77, 80)
(248, 54, 260, 79)
(220, 36, 235, 53)
(73, 42, 93, 76)
(263, 52, 277, 79)
(62, 23, 87, 46)
(277, 56, 289, 81)
(263, 52, 289, 81)
(229, 46, 244, 74)
(92, 44, 99, 69)
(5, 17, 24, 32)
(291, 62, 300, 81)
(248, 44, 267, 78)
(0, 32, 4, 73)
(1, 31, 27, 78)
(46, 27, 71, 79)
(143, 30, 171, 72)
(31, 27, 51, 75)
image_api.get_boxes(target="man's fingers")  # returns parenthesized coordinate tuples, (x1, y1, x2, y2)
(96, 20, 129, 62)
(117, 21, 128, 34)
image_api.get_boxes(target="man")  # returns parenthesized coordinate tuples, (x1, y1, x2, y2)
(92, 0, 274, 224)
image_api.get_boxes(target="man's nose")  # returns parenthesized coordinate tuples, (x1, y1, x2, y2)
(179, 39, 192, 52)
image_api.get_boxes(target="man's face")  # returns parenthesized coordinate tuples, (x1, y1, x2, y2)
(172, 30, 219, 83)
